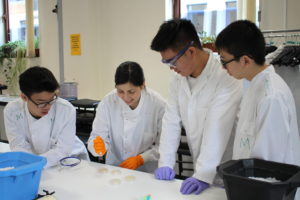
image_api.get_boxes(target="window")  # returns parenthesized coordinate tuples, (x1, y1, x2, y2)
(2, 0, 39, 44)
(180, 0, 237, 36)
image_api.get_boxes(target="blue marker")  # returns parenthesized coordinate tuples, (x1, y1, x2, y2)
(139, 194, 151, 200)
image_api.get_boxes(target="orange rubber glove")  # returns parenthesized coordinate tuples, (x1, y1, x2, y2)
(119, 155, 144, 170)
(93, 136, 106, 156)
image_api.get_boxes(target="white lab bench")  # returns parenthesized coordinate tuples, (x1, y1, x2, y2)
(0, 142, 227, 200)
(41, 161, 227, 200)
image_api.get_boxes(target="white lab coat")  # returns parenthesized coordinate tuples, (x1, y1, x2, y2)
(4, 97, 89, 168)
(87, 88, 166, 173)
(233, 65, 300, 200)
(233, 65, 300, 164)
(159, 49, 242, 184)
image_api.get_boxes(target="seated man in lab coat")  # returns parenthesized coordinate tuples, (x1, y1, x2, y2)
(4, 66, 89, 168)
(150, 19, 242, 195)
(215, 20, 300, 199)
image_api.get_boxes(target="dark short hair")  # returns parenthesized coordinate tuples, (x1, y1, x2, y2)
(215, 20, 266, 65)
(19, 66, 59, 97)
(151, 19, 202, 52)
(114, 61, 145, 86)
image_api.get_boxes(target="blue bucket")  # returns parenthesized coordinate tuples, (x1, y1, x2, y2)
(0, 152, 47, 200)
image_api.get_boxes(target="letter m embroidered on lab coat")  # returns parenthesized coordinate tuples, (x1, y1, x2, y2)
(240, 137, 250, 150)
(16, 113, 23, 120)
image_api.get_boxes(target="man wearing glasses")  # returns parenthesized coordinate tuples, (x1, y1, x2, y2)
(4, 66, 88, 168)
(150, 19, 242, 195)
(215, 20, 300, 198)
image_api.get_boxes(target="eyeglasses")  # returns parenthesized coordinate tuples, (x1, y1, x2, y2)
(162, 41, 194, 67)
(220, 58, 238, 69)
(28, 95, 57, 108)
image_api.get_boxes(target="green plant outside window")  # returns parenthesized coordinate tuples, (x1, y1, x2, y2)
(198, 31, 216, 44)
(0, 41, 27, 95)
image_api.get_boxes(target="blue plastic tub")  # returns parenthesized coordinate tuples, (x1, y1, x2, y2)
(0, 152, 47, 200)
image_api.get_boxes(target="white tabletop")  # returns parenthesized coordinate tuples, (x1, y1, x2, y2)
(40, 161, 227, 200)
(0, 142, 227, 200)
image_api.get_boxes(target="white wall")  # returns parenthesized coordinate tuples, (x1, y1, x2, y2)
(260, 0, 300, 30)
(39, 0, 101, 99)
(39, 0, 172, 100)
(97, 0, 171, 99)
(62, 0, 101, 99)
(38, 0, 60, 79)
(286, 0, 300, 29)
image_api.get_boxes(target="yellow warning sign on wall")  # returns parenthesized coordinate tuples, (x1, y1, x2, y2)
(70, 34, 81, 55)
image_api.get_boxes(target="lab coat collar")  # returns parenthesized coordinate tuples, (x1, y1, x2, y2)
(251, 65, 275, 83)
(182, 49, 217, 97)
(25, 102, 56, 153)
(242, 65, 275, 97)
(196, 48, 217, 81)
(25, 101, 56, 123)
(121, 89, 145, 117)
(242, 79, 251, 96)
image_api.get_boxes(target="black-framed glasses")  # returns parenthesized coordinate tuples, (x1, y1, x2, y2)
(28, 95, 57, 108)
(162, 41, 194, 67)
(220, 58, 238, 69)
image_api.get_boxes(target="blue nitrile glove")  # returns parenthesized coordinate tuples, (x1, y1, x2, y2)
(154, 166, 176, 180)
(180, 177, 209, 195)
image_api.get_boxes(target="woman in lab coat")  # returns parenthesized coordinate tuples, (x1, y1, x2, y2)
(215, 20, 300, 199)
(4, 66, 89, 168)
(87, 61, 166, 173)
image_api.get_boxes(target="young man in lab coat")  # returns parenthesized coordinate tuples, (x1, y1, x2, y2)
(4, 66, 89, 168)
(215, 20, 300, 199)
(150, 19, 242, 195)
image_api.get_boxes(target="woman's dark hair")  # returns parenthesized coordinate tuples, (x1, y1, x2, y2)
(19, 66, 59, 97)
(114, 61, 145, 86)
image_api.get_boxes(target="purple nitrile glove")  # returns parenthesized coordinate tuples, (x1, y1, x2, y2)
(180, 177, 209, 195)
(154, 166, 176, 180)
